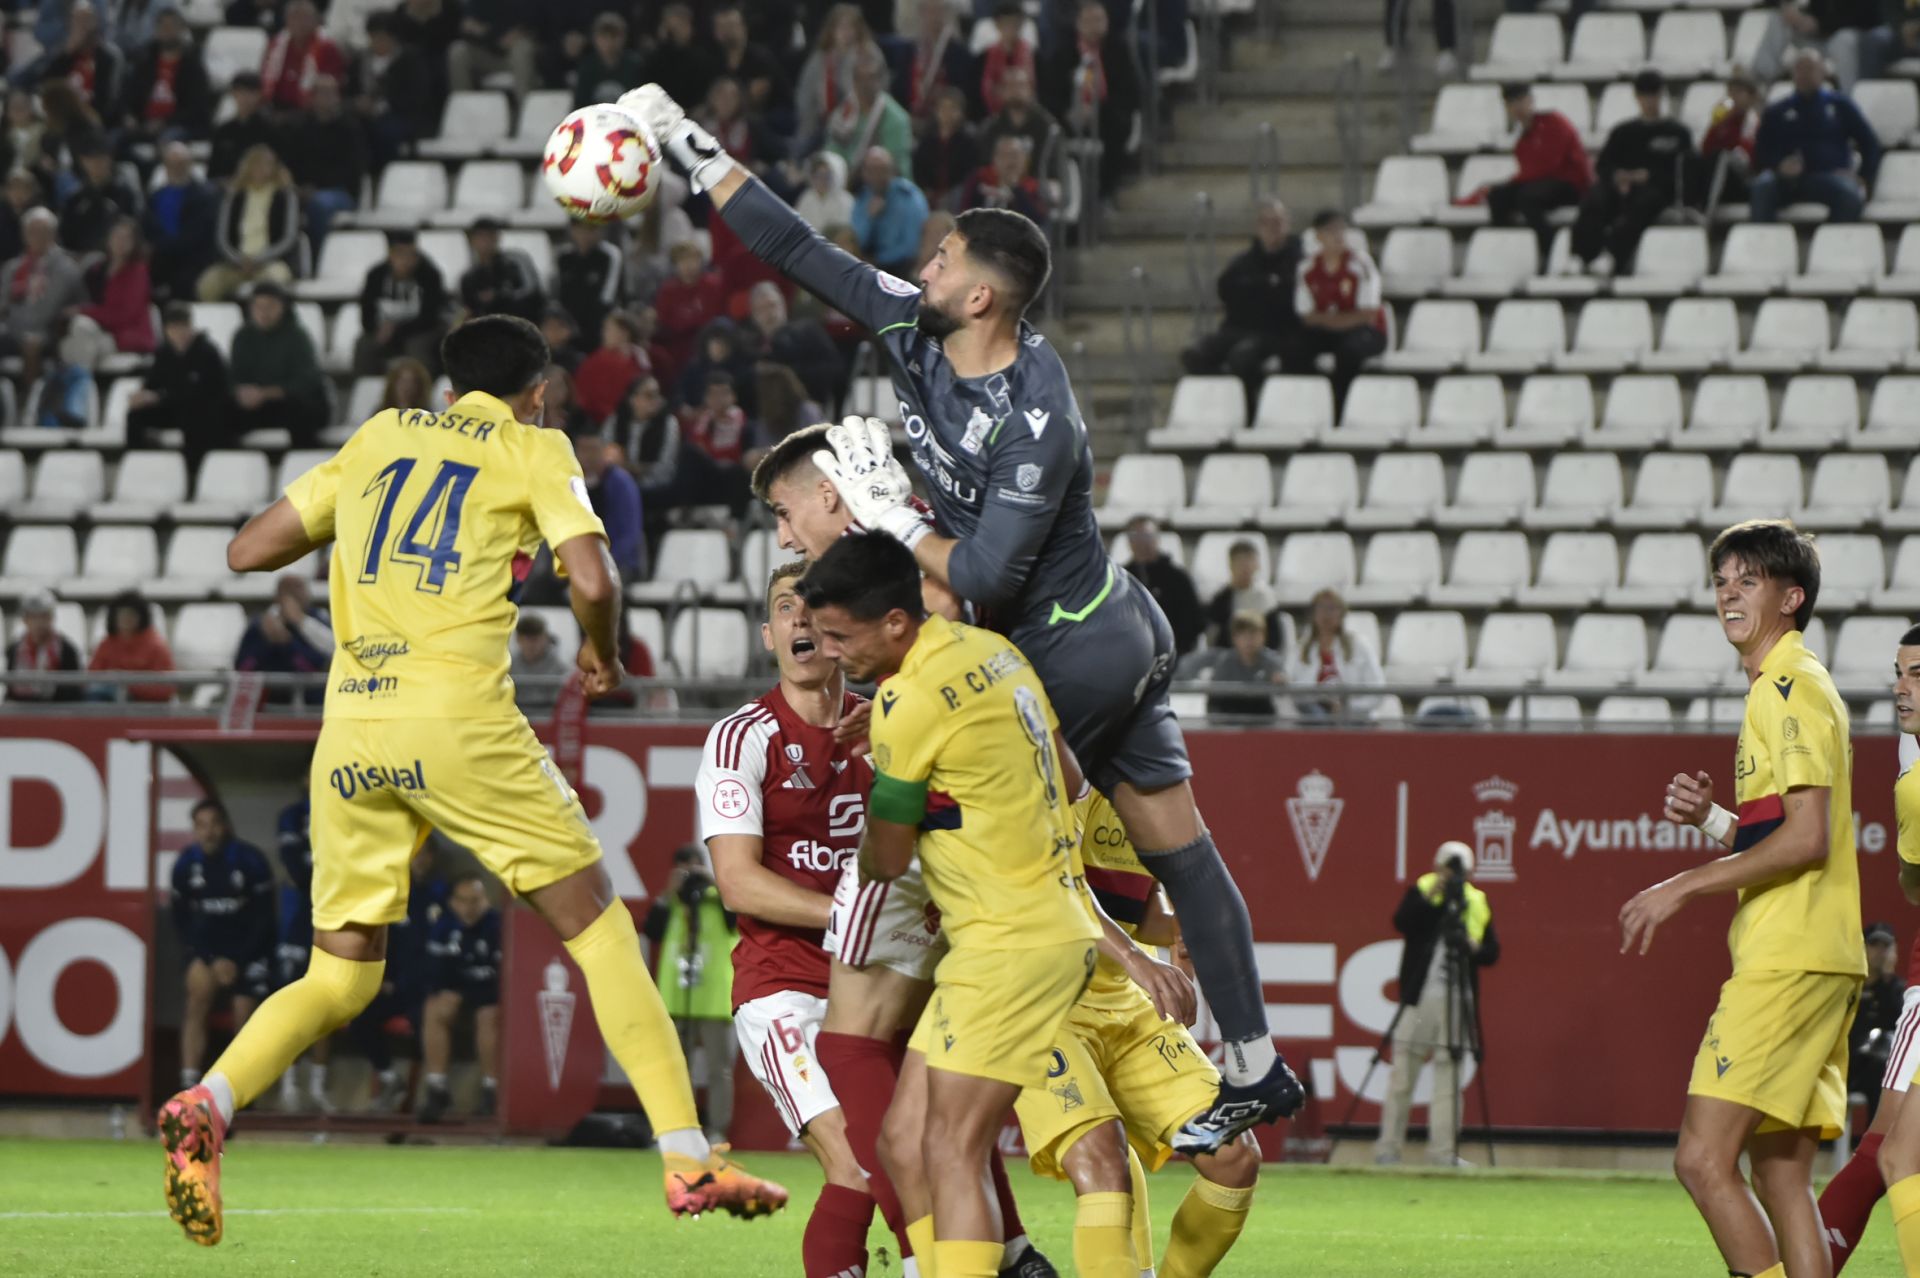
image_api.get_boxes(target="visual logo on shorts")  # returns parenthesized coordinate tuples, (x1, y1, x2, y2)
(330, 759, 428, 800)
(1047, 1049, 1068, 1078)
(337, 675, 401, 698)
(344, 634, 410, 669)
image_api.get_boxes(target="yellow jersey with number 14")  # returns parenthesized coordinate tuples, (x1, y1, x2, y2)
(283, 392, 605, 720)
(867, 614, 1101, 954)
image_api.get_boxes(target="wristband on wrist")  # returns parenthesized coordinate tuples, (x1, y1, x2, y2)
(1701, 804, 1735, 843)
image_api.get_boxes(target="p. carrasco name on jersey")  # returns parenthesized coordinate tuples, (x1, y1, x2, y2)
(902, 406, 979, 506)
(330, 759, 428, 800)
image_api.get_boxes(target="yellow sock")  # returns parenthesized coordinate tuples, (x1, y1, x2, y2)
(1751, 1265, 1785, 1278)
(1160, 1175, 1254, 1278)
(563, 900, 701, 1136)
(1126, 1147, 1154, 1272)
(932, 1240, 1004, 1278)
(208, 948, 380, 1109)
(1073, 1190, 1138, 1278)
(907, 1214, 939, 1278)
(1891, 1175, 1920, 1277)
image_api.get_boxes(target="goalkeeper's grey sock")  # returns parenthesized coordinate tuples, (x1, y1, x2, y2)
(1136, 830, 1272, 1070)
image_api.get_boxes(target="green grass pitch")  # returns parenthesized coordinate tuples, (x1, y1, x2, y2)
(0, 1138, 1900, 1276)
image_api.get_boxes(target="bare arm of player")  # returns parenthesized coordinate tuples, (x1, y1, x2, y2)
(1088, 885, 1196, 1026)
(707, 834, 834, 930)
(922, 575, 963, 621)
(857, 815, 917, 885)
(554, 533, 623, 698)
(1619, 784, 1831, 955)
(227, 498, 323, 573)
(1134, 885, 1180, 949)
(706, 165, 750, 209)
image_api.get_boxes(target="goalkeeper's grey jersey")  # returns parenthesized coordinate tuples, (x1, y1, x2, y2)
(722, 179, 1113, 638)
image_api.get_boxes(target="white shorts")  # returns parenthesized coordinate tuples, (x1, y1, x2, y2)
(734, 990, 840, 1137)
(822, 857, 946, 982)
(1884, 986, 1920, 1094)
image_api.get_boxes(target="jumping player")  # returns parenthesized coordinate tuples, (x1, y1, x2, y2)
(1621, 519, 1862, 1278)
(156, 315, 784, 1246)
(623, 81, 1301, 1149)
(1821, 629, 1920, 1272)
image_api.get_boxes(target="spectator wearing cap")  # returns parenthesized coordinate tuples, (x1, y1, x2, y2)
(796, 149, 854, 231)
(1750, 47, 1882, 223)
(851, 146, 929, 278)
(448, 0, 539, 102)
(44, 2, 125, 125)
(197, 142, 299, 301)
(743, 280, 842, 407)
(575, 433, 645, 579)
(572, 12, 645, 109)
(235, 574, 332, 704)
(1286, 208, 1385, 414)
(460, 216, 543, 323)
(282, 74, 366, 249)
(575, 309, 653, 424)
(260, 0, 345, 114)
(0, 206, 86, 384)
(1568, 70, 1694, 274)
(130, 300, 231, 465)
(711, 2, 786, 119)
(959, 133, 1048, 226)
(89, 591, 175, 701)
(353, 230, 449, 377)
(352, 12, 431, 169)
(509, 612, 569, 710)
(553, 220, 627, 349)
(207, 72, 275, 183)
(1483, 83, 1593, 259)
(230, 281, 328, 447)
(915, 86, 982, 211)
(6, 590, 83, 703)
(57, 133, 138, 254)
(144, 141, 218, 299)
(119, 7, 213, 147)
(981, 0, 1036, 117)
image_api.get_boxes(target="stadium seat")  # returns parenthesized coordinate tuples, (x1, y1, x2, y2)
(1443, 228, 1538, 299)
(189, 301, 245, 352)
(1612, 227, 1708, 298)
(0, 526, 79, 597)
(1505, 693, 1584, 725)
(1545, 614, 1648, 687)
(631, 529, 740, 605)
(177, 450, 270, 523)
(521, 606, 580, 668)
(1189, 531, 1270, 599)
(1589, 80, 1643, 142)
(93, 377, 140, 449)
(1730, 8, 1772, 65)
(68, 528, 161, 603)
(1685, 696, 1749, 729)
(419, 91, 513, 159)
(1438, 154, 1520, 228)
(1595, 695, 1674, 725)
(1349, 453, 1445, 529)
(1176, 455, 1272, 530)
(1729, 298, 1830, 372)
(170, 602, 248, 673)
(275, 450, 333, 495)
(360, 161, 450, 229)
(1329, 375, 1420, 449)
(667, 608, 753, 678)
(1519, 531, 1619, 608)
(1462, 612, 1557, 688)
(1559, 299, 1653, 371)
(149, 527, 244, 604)
(1853, 80, 1919, 147)
(1523, 453, 1622, 530)
(19, 451, 105, 522)
(1706, 454, 1803, 523)
(1414, 694, 1492, 724)
(1431, 530, 1531, 608)
(417, 229, 472, 280)
(1860, 376, 1920, 451)
(1109, 529, 1187, 567)
(1822, 299, 1917, 373)
(1436, 453, 1535, 529)
(1591, 374, 1681, 448)
(1678, 80, 1728, 140)
(439, 161, 526, 225)
(1354, 156, 1451, 227)
(1677, 374, 1770, 450)
(1887, 468, 1920, 535)
(1811, 533, 1887, 609)
(502, 229, 556, 281)
(1502, 373, 1591, 448)
(1468, 299, 1565, 373)
(1263, 454, 1360, 530)
(0, 451, 23, 509)
(1606, 532, 1707, 610)
(1884, 224, 1920, 296)
(1832, 616, 1912, 687)
(1149, 375, 1247, 449)
(1796, 456, 1890, 531)
(344, 376, 384, 425)
(203, 26, 267, 89)
(1470, 13, 1565, 81)
(1793, 224, 1887, 295)
(1380, 299, 1480, 373)
(627, 605, 667, 663)
(297, 228, 387, 302)
(1411, 84, 1507, 153)
(1647, 10, 1727, 77)
(94, 450, 189, 523)
(1763, 374, 1862, 453)
(1420, 374, 1503, 447)
(1240, 376, 1333, 451)
(1102, 455, 1185, 527)
(498, 89, 574, 159)
(1878, 537, 1920, 610)
(1869, 152, 1920, 223)
(1379, 227, 1454, 298)
(325, 304, 363, 375)
(1616, 453, 1714, 530)
(1642, 297, 1738, 372)
(1347, 531, 1443, 607)
(1640, 614, 1739, 691)
(1558, 14, 1646, 79)
(1385, 610, 1470, 681)
(1273, 532, 1357, 604)
(1531, 83, 1596, 139)
(738, 527, 785, 597)
(1701, 223, 1798, 296)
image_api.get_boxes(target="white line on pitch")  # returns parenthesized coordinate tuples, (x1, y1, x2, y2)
(0, 1207, 478, 1221)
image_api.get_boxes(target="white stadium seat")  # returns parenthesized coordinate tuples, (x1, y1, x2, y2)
(1560, 299, 1653, 371)
(1730, 8, 1773, 66)
(1348, 453, 1445, 530)
(1765, 375, 1858, 451)
(1729, 298, 1830, 373)
(1822, 299, 1917, 374)
(149, 527, 244, 604)
(499, 89, 573, 159)
(363, 161, 450, 228)
(1347, 531, 1443, 607)
(1879, 538, 1920, 610)
(1150, 375, 1246, 449)
(0, 526, 79, 596)
(441, 160, 527, 223)
(1355, 156, 1451, 227)
(1420, 374, 1503, 447)
(1797, 456, 1890, 531)
(1412, 84, 1507, 153)
(1641, 615, 1740, 691)
(1175, 455, 1271, 530)
(1102, 455, 1185, 527)
(1861, 376, 1920, 451)
(1613, 227, 1708, 298)
(1706, 455, 1803, 524)
(1869, 152, 1920, 222)
(177, 450, 270, 523)
(1677, 374, 1769, 450)
(170, 602, 249, 673)
(95, 450, 190, 523)
(1443, 228, 1538, 299)
(1545, 614, 1648, 687)
(1811, 533, 1888, 609)
(69, 528, 161, 603)
(1263, 455, 1360, 530)
(1385, 610, 1471, 681)
(1616, 453, 1714, 530)
(203, 26, 267, 89)
(1833, 616, 1912, 686)
(1702, 223, 1799, 296)
(1595, 696, 1674, 725)
(1679, 80, 1729, 140)
(1794, 223, 1887, 294)
(1440, 154, 1520, 228)
(298, 228, 388, 302)
(667, 608, 752, 678)
(0, 451, 23, 508)
(521, 606, 580, 667)
(1242, 376, 1333, 451)
(1471, 13, 1565, 81)
(1273, 532, 1357, 604)
(1501, 373, 1590, 447)
(631, 529, 740, 605)
(1436, 453, 1535, 530)
(1592, 374, 1681, 448)
(1332, 376, 1420, 449)
(419, 91, 513, 159)
(1431, 530, 1532, 609)
(1559, 14, 1647, 80)
(276, 450, 333, 495)
(1606, 532, 1707, 610)
(1885, 224, 1920, 296)
(1379, 228, 1454, 297)
(417, 229, 473, 281)
(1464, 612, 1558, 688)
(189, 301, 244, 353)
(1590, 81, 1643, 140)
(19, 451, 105, 521)
(1381, 299, 1480, 373)
(1648, 11, 1726, 77)
(1642, 297, 1738, 372)
(1854, 80, 1919, 147)
(1468, 299, 1565, 374)
(1531, 83, 1595, 137)
(1523, 453, 1621, 530)
(1519, 531, 1619, 609)
(1189, 532, 1270, 600)
(1505, 693, 1584, 725)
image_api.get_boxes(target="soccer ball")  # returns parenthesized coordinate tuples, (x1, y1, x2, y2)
(542, 104, 663, 223)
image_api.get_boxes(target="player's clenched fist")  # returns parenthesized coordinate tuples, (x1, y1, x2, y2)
(576, 643, 626, 698)
(1663, 770, 1715, 827)
(615, 83, 735, 194)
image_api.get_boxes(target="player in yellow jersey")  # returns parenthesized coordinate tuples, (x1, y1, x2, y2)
(155, 316, 785, 1247)
(796, 532, 1099, 1278)
(1013, 788, 1261, 1278)
(1620, 519, 1862, 1278)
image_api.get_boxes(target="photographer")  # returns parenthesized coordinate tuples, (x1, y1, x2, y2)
(1376, 840, 1501, 1168)
(643, 843, 739, 1145)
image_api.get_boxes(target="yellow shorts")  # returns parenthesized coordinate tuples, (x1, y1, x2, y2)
(309, 715, 602, 931)
(909, 940, 1096, 1088)
(1687, 968, 1861, 1139)
(1014, 987, 1221, 1180)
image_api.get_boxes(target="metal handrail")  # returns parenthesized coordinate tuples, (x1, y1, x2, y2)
(1194, 0, 1220, 107)
(1135, 0, 1161, 177)
(1184, 190, 1217, 342)
(1248, 120, 1279, 206)
(1335, 52, 1364, 212)
(1119, 264, 1155, 429)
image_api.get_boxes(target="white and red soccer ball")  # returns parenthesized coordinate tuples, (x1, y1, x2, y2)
(542, 104, 663, 223)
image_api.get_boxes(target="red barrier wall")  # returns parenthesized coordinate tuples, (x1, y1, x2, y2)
(1, 717, 1904, 1143)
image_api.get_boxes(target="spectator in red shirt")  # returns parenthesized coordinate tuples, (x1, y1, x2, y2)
(66, 215, 155, 363)
(574, 309, 652, 424)
(259, 0, 346, 114)
(1702, 67, 1763, 202)
(960, 133, 1048, 227)
(653, 241, 726, 372)
(980, 0, 1034, 117)
(89, 591, 175, 702)
(1485, 83, 1593, 259)
(1285, 209, 1386, 414)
